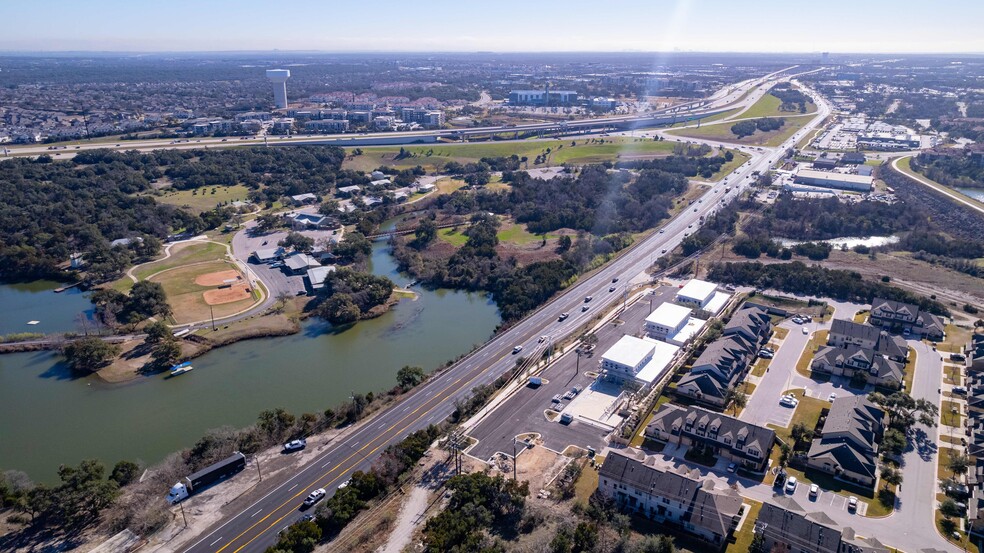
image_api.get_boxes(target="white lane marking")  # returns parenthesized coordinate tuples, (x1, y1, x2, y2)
(351, 440, 360, 447)
(251, 509, 262, 518)
(210, 538, 223, 547)
(289, 483, 298, 491)
(322, 462, 330, 468)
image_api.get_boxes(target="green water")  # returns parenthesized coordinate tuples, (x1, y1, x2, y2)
(0, 280, 93, 336)
(0, 244, 500, 482)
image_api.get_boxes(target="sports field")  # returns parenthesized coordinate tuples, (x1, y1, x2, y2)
(149, 260, 257, 324)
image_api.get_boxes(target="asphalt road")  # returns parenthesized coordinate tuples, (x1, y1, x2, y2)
(466, 287, 676, 462)
(180, 72, 831, 553)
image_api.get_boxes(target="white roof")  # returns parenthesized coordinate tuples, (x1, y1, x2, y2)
(253, 247, 283, 260)
(602, 335, 656, 369)
(667, 317, 707, 346)
(291, 193, 317, 201)
(634, 341, 681, 384)
(795, 169, 873, 186)
(306, 265, 336, 287)
(285, 253, 318, 270)
(646, 302, 692, 329)
(704, 291, 732, 316)
(370, 179, 392, 186)
(677, 279, 718, 303)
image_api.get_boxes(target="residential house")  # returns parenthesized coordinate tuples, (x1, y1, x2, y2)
(806, 396, 885, 488)
(290, 193, 318, 205)
(829, 319, 882, 350)
(336, 185, 362, 197)
(869, 297, 945, 340)
(306, 265, 336, 291)
(811, 345, 905, 389)
(971, 334, 984, 372)
(675, 334, 756, 408)
(645, 403, 775, 472)
(598, 449, 743, 548)
(722, 305, 772, 344)
(754, 496, 890, 553)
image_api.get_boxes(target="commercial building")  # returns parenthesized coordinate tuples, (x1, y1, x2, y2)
(794, 169, 873, 192)
(306, 265, 336, 291)
(251, 247, 286, 264)
(806, 396, 885, 488)
(645, 404, 775, 472)
(304, 119, 350, 133)
(283, 253, 322, 275)
(598, 449, 743, 549)
(675, 279, 729, 314)
(599, 335, 680, 388)
(644, 302, 707, 346)
(508, 89, 578, 106)
(754, 496, 890, 553)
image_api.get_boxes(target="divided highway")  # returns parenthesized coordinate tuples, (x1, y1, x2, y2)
(183, 77, 830, 553)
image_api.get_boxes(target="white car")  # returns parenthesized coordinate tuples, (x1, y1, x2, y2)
(779, 394, 799, 408)
(785, 476, 797, 494)
(802, 327, 809, 335)
(302, 488, 326, 508)
(809, 483, 819, 499)
(283, 438, 307, 453)
(848, 496, 858, 512)
(512, 346, 523, 354)
(827, 392, 838, 402)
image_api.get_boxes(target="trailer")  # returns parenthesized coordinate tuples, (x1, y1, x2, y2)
(166, 452, 247, 504)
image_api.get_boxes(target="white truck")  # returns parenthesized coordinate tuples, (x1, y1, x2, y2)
(166, 452, 247, 504)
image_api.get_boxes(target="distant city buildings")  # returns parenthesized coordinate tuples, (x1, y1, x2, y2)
(508, 88, 578, 106)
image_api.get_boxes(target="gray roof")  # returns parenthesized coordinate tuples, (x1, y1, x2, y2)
(871, 297, 920, 320)
(813, 345, 904, 384)
(822, 396, 884, 454)
(284, 253, 319, 271)
(830, 319, 882, 345)
(874, 333, 908, 361)
(723, 305, 771, 343)
(646, 403, 775, 462)
(756, 496, 843, 553)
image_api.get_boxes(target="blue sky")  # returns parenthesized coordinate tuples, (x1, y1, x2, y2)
(1, 0, 982, 53)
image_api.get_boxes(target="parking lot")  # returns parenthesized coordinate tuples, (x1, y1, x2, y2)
(466, 286, 677, 461)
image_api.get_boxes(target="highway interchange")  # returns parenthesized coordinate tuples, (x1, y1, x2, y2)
(176, 71, 833, 553)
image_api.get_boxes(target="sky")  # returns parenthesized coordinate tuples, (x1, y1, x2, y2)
(1, 0, 982, 54)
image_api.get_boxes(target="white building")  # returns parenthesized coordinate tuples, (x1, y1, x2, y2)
(676, 279, 730, 315)
(600, 335, 680, 388)
(306, 265, 337, 290)
(645, 303, 708, 346)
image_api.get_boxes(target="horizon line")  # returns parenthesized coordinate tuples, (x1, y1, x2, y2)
(1, 49, 983, 56)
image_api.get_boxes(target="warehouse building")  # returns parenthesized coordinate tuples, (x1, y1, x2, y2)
(793, 169, 873, 192)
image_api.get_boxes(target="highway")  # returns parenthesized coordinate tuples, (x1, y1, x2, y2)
(3, 67, 800, 160)
(180, 75, 831, 553)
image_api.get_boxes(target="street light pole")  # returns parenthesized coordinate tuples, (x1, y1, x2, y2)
(209, 304, 216, 331)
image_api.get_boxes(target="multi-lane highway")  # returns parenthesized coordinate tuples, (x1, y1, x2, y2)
(180, 76, 830, 553)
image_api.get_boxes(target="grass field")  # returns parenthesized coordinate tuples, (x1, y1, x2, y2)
(725, 500, 762, 553)
(149, 260, 256, 324)
(707, 150, 751, 182)
(112, 241, 229, 293)
(794, 329, 828, 377)
(497, 222, 555, 245)
(438, 227, 469, 246)
(342, 138, 678, 172)
(665, 113, 816, 148)
(941, 400, 963, 428)
(155, 184, 251, 214)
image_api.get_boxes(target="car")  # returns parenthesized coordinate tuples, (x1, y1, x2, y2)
(847, 496, 858, 512)
(581, 305, 590, 312)
(726, 463, 737, 473)
(953, 386, 968, 395)
(609, 286, 617, 292)
(512, 346, 523, 354)
(791, 316, 803, 324)
(758, 351, 773, 359)
(572, 386, 581, 395)
(688, 224, 693, 228)
(693, 208, 698, 212)
(563, 390, 576, 400)
(538, 335, 547, 343)
(551, 394, 562, 404)
(725, 285, 736, 291)
(337, 479, 350, 489)
(559, 313, 570, 321)
(902, 328, 911, 336)
(302, 488, 326, 508)
(299, 514, 315, 523)
(802, 327, 809, 335)
(584, 296, 593, 303)
(827, 392, 837, 402)
(611, 277, 619, 283)
(779, 394, 799, 408)
(560, 413, 574, 424)
(809, 484, 820, 499)
(661, 249, 667, 254)
(785, 476, 797, 494)
(761, 346, 775, 354)
(659, 229, 665, 234)
(283, 438, 307, 453)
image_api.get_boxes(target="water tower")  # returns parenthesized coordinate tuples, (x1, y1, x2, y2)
(266, 69, 291, 109)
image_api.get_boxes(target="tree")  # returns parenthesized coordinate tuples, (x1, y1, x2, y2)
(257, 408, 296, 441)
(396, 365, 426, 391)
(126, 280, 172, 322)
(317, 294, 361, 325)
(947, 452, 971, 477)
(333, 232, 372, 262)
(265, 520, 321, 553)
(318, 199, 340, 216)
(880, 464, 903, 486)
(62, 337, 120, 373)
(279, 231, 315, 253)
(726, 386, 747, 416)
(152, 337, 182, 366)
(572, 521, 598, 552)
(790, 422, 812, 446)
(881, 428, 906, 456)
(109, 460, 140, 487)
(635, 535, 676, 553)
(255, 213, 284, 233)
(779, 443, 791, 467)
(413, 218, 438, 248)
(144, 320, 171, 344)
(868, 391, 939, 431)
(940, 497, 964, 518)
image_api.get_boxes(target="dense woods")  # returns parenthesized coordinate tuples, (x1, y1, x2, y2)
(0, 146, 347, 282)
(743, 194, 923, 240)
(912, 151, 984, 188)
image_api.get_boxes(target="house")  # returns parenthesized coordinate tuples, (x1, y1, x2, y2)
(806, 396, 885, 488)
(829, 319, 882, 350)
(811, 345, 905, 389)
(869, 297, 945, 340)
(305, 265, 336, 290)
(283, 253, 321, 275)
(598, 449, 743, 548)
(754, 496, 890, 553)
(416, 182, 437, 193)
(285, 212, 339, 230)
(290, 193, 318, 205)
(644, 302, 707, 346)
(675, 334, 756, 408)
(722, 305, 772, 344)
(970, 334, 984, 372)
(336, 185, 362, 197)
(645, 404, 775, 472)
(251, 247, 286, 264)
(599, 335, 680, 388)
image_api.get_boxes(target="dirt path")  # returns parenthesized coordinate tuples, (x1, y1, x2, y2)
(379, 485, 430, 553)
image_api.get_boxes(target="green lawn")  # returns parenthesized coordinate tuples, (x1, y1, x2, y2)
(794, 329, 828, 378)
(155, 184, 252, 214)
(573, 459, 601, 504)
(437, 227, 469, 246)
(111, 241, 229, 293)
(706, 150, 751, 182)
(496, 222, 555, 245)
(665, 112, 817, 148)
(740, 91, 817, 120)
(941, 400, 963, 428)
(770, 388, 830, 446)
(342, 138, 678, 172)
(725, 500, 762, 553)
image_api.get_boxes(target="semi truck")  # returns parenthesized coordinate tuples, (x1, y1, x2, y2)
(166, 452, 247, 504)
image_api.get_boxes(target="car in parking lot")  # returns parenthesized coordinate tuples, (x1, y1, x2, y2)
(758, 350, 774, 359)
(283, 438, 307, 453)
(802, 327, 809, 335)
(809, 484, 819, 499)
(827, 392, 838, 402)
(779, 394, 799, 408)
(848, 496, 858, 512)
(785, 476, 797, 494)
(953, 386, 967, 395)
(551, 394, 562, 404)
(560, 413, 574, 424)
(302, 488, 326, 508)
(791, 316, 804, 324)
(512, 346, 523, 354)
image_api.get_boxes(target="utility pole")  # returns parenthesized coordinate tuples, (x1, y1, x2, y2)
(179, 501, 188, 527)
(255, 456, 263, 481)
(209, 304, 216, 331)
(512, 438, 518, 482)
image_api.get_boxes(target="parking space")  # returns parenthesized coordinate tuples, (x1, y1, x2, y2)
(467, 287, 678, 461)
(777, 481, 867, 516)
